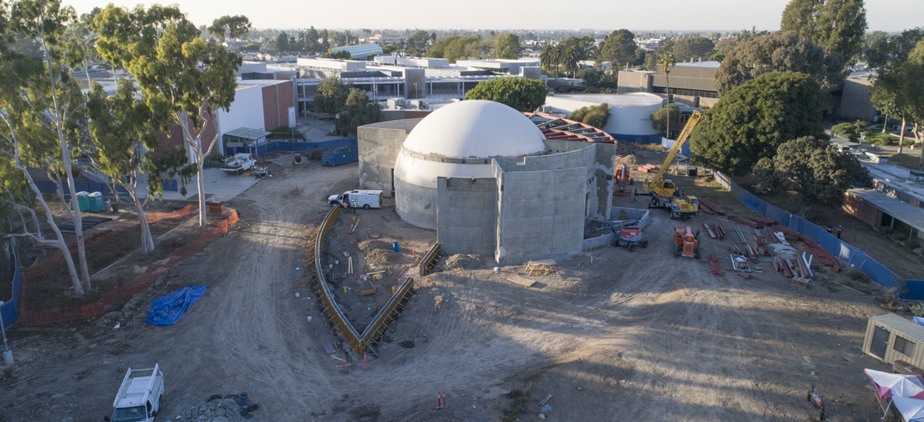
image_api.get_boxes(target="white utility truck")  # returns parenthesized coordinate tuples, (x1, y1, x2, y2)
(328, 189, 382, 209)
(107, 364, 165, 422)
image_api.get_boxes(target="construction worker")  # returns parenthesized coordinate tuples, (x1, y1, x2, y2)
(351, 200, 357, 214)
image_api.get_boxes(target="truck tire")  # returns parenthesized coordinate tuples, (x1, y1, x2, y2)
(641, 240, 649, 248)
(628, 244, 636, 252)
(363, 204, 371, 209)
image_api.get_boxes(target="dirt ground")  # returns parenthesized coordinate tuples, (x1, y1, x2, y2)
(0, 148, 908, 422)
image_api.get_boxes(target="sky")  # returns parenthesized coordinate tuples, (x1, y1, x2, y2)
(70, 0, 922, 32)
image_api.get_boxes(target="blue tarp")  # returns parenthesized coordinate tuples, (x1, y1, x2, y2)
(144, 285, 207, 326)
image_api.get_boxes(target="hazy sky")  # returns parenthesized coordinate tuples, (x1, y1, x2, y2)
(71, 0, 921, 32)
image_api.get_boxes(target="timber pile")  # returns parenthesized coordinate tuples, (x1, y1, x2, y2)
(702, 222, 726, 240)
(637, 164, 657, 173)
(698, 198, 724, 215)
(802, 239, 841, 272)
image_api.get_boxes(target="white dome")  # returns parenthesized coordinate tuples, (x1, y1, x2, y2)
(402, 100, 547, 158)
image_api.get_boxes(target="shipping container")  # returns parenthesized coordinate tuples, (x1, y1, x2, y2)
(321, 146, 358, 167)
(862, 313, 924, 368)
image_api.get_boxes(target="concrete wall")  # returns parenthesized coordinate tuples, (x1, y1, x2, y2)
(495, 167, 586, 264)
(840, 77, 877, 121)
(394, 176, 436, 230)
(357, 119, 420, 195)
(436, 177, 498, 256)
(261, 80, 294, 130)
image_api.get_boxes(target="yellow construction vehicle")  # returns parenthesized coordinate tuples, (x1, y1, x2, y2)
(637, 110, 703, 219)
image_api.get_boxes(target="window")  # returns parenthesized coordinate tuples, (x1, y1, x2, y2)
(894, 335, 916, 356)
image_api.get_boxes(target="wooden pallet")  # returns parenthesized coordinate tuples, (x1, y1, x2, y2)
(523, 259, 557, 276)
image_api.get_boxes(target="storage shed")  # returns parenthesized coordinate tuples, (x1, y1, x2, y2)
(863, 313, 924, 367)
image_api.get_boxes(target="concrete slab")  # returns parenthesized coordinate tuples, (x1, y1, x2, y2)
(140, 168, 263, 203)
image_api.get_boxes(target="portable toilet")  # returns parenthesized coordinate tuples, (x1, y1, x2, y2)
(76, 191, 89, 212)
(88, 192, 104, 212)
(862, 313, 924, 368)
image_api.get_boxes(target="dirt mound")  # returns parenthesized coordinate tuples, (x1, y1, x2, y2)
(358, 239, 392, 251)
(363, 248, 396, 268)
(444, 254, 483, 271)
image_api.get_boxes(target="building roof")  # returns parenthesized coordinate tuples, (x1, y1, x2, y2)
(871, 313, 924, 344)
(402, 100, 546, 159)
(847, 188, 924, 232)
(550, 92, 663, 107)
(331, 44, 384, 59)
(224, 127, 270, 141)
(525, 113, 616, 144)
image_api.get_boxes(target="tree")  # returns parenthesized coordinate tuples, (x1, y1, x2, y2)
(492, 33, 520, 59)
(871, 37, 924, 157)
(276, 31, 289, 52)
(781, 0, 867, 63)
(94, 4, 241, 227)
(85, 79, 170, 254)
(650, 104, 680, 137)
(1, 0, 92, 294)
(207, 15, 251, 43)
(568, 103, 610, 129)
(673, 36, 716, 62)
(753, 136, 870, 206)
(596, 29, 638, 70)
(335, 89, 382, 136)
(313, 76, 351, 115)
(463, 78, 547, 112)
(691, 72, 825, 176)
(659, 50, 676, 137)
(539, 36, 595, 77)
(429, 35, 484, 62)
(403, 29, 430, 56)
(714, 31, 836, 94)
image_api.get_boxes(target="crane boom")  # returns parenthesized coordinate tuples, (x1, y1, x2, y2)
(646, 110, 703, 193)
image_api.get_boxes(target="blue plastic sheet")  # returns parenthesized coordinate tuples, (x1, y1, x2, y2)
(144, 285, 207, 326)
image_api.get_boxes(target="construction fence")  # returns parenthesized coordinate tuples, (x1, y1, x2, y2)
(715, 172, 924, 299)
(223, 137, 356, 157)
(1, 239, 21, 331)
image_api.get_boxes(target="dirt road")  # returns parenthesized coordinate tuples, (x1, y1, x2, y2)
(0, 153, 892, 421)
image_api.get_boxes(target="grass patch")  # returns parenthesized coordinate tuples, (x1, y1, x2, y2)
(888, 152, 924, 170)
(501, 389, 529, 422)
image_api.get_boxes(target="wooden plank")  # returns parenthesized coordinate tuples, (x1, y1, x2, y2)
(506, 274, 537, 287)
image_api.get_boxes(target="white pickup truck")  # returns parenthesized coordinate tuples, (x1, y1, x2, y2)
(106, 364, 165, 422)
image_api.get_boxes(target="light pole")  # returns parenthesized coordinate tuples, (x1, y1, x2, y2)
(0, 301, 12, 366)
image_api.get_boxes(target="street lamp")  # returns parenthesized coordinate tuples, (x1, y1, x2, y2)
(0, 301, 12, 366)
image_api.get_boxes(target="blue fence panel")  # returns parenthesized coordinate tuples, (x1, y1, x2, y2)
(722, 173, 919, 298)
(223, 138, 357, 157)
(2, 239, 21, 330)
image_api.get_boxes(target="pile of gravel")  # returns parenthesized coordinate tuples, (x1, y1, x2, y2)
(176, 392, 260, 421)
(444, 254, 483, 271)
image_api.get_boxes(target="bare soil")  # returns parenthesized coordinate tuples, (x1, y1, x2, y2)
(0, 147, 907, 422)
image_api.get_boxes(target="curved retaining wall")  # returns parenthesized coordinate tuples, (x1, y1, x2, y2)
(310, 206, 417, 356)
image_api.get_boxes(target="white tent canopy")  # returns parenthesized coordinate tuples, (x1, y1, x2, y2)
(894, 396, 924, 422)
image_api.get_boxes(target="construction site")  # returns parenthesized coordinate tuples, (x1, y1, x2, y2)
(0, 107, 914, 421)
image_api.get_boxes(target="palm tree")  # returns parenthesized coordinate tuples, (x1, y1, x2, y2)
(658, 50, 676, 137)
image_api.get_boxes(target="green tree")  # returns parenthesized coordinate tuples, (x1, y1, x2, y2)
(86, 79, 172, 254)
(650, 104, 680, 137)
(403, 29, 431, 56)
(94, 4, 241, 227)
(539, 36, 595, 77)
(714, 31, 836, 94)
(492, 33, 520, 59)
(276, 31, 289, 52)
(753, 136, 870, 206)
(464, 78, 547, 112)
(313, 76, 351, 115)
(1, 0, 92, 294)
(691, 72, 825, 176)
(781, 0, 867, 63)
(673, 36, 715, 62)
(207, 15, 251, 43)
(568, 103, 610, 129)
(596, 29, 638, 70)
(335, 89, 382, 136)
(871, 37, 924, 157)
(429, 35, 484, 62)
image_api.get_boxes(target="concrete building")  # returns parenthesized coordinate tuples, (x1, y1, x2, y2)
(618, 61, 721, 108)
(839, 75, 878, 122)
(358, 100, 617, 264)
